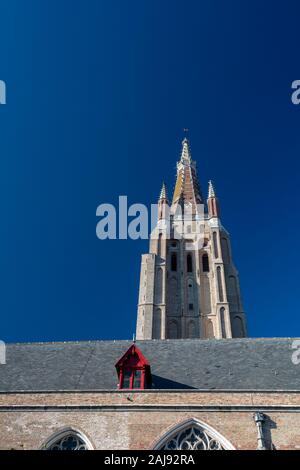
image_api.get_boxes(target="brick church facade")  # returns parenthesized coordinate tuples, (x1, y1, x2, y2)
(0, 138, 299, 450)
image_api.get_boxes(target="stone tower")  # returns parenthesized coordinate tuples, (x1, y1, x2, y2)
(136, 138, 247, 340)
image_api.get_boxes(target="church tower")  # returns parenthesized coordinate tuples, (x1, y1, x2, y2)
(136, 138, 247, 340)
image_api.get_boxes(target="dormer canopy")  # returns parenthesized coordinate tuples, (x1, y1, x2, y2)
(115, 344, 151, 389)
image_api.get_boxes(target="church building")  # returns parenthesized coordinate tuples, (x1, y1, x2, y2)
(0, 138, 299, 450)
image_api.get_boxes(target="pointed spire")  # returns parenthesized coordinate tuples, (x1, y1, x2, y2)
(208, 180, 216, 198)
(207, 180, 220, 217)
(180, 137, 191, 163)
(172, 137, 203, 208)
(159, 181, 168, 201)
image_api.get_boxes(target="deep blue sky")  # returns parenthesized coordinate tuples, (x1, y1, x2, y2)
(0, 0, 299, 342)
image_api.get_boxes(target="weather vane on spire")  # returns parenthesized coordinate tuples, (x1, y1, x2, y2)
(183, 128, 189, 141)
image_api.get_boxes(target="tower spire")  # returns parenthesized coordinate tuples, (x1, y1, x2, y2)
(180, 137, 191, 163)
(172, 137, 203, 209)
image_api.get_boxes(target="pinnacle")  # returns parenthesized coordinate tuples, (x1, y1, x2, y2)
(208, 180, 216, 198)
(159, 182, 168, 200)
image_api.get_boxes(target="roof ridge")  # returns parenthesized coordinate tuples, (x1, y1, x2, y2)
(4, 337, 300, 347)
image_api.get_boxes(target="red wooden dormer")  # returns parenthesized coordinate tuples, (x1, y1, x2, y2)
(115, 344, 152, 390)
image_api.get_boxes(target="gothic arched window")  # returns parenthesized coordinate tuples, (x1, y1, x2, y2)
(213, 232, 219, 258)
(157, 233, 162, 257)
(228, 275, 239, 311)
(168, 320, 178, 339)
(232, 316, 245, 338)
(171, 253, 177, 271)
(206, 319, 214, 339)
(217, 266, 224, 302)
(152, 308, 162, 339)
(152, 418, 235, 450)
(188, 320, 197, 338)
(221, 237, 230, 264)
(154, 268, 163, 304)
(220, 307, 227, 338)
(187, 279, 194, 311)
(202, 253, 209, 272)
(42, 428, 92, 450)
(187, 254, 193, 273)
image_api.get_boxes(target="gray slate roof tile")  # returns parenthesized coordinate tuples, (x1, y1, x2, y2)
(0, 338, 299, 392)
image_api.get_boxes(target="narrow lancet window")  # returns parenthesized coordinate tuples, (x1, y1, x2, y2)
(217, 266, 224, 302)
(220, 307, 226, 338)
(187, 254, 193, 273)
(171, 253, 177, 271)
(213, 232, 219, 258)
(202, 253, 209, 272)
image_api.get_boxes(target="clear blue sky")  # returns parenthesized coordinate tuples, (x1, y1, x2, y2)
(0, 0, 299, 342)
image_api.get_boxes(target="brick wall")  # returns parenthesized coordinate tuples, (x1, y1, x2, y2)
(0, 390, 299, 450)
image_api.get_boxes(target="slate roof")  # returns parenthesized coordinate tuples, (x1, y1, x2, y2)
(0, 338, 299, 392)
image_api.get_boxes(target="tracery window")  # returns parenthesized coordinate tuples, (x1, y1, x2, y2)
(154, 420, 234, 450)
(160, 426, 224, 450)
(42, 429, 92, 450)
(48, 433, 88, 450)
